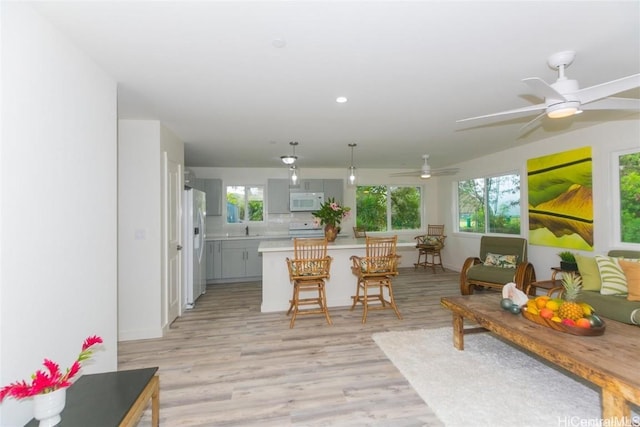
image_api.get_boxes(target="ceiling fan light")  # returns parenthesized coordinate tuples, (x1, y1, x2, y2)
(280, 155, 297, 165)
(421, 171, 431, 179)
(547, 101, 580, 119)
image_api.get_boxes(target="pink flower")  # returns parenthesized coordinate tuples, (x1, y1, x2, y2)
(0, 335, 103, 401)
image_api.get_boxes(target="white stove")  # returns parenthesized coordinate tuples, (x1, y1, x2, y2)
(289, 221, 323, 237)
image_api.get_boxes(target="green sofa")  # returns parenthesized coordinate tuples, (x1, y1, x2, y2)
(573, 250, 640, 325)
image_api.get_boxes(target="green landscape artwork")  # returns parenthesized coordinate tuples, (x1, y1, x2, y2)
(527, 146, 593, 251)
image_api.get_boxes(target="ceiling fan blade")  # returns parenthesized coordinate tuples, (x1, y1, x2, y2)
(577, 73, 640, 104)
(457, 103, 546, 123)
(519, 112, 546, 134)
(390, 170, 422, 177)
(580, 97, 640, 111)
(431, 168, 459, 176)
(522, 77, 566, 101)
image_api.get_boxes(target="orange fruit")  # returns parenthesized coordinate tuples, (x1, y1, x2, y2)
(576, 318, 591, 328)
(535, 296, 550, 309)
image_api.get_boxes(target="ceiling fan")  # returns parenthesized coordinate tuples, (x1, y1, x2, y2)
(457, 51, 640, 132)
(391, 155, 459, 179)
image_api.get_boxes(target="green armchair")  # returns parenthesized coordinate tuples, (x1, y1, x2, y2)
(460, 236, 536, 295)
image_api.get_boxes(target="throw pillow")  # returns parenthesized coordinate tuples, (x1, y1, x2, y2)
(575, 254, 601, 291)
(484, 253, 518, 269)
(619, 259, 640, 302)
(596, 255, 628, 296)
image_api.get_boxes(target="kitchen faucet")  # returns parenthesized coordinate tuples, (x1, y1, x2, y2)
(245, 225, 249, 236)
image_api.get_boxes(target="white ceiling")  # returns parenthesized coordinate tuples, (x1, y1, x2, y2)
(32, 1, 640, 171)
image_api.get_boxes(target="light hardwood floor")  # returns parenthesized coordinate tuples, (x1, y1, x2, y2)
(118, 267, 463, 426)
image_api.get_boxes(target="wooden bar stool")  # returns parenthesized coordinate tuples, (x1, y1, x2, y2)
(285, 238, 333, 328)
(349, 236, 402, 323)
(414, 224, 446, 273)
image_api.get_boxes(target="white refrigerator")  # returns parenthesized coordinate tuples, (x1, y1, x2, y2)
(183, 188, 207, 309)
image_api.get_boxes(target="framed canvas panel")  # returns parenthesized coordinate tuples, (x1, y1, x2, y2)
(527, 146, 593, 251)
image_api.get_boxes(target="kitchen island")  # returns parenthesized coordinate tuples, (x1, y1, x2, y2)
(258, 237, 416, 313)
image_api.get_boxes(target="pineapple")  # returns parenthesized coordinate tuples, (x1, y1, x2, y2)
(558, 272, 584, 321)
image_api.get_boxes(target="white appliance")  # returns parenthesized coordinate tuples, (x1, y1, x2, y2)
(183, 188, 207, 309)
(289, 221, 324, 237)
(290, 192, 324, 212)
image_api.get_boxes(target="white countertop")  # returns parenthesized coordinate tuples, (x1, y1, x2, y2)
(258, 237, 416, 252)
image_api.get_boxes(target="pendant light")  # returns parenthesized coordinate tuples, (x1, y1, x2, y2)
(347, 143, 357, 187)
(289, 165, 299, 186)
(281, 141, 298, 165)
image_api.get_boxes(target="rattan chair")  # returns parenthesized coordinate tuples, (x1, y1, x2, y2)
(414, 224, 446, 273)
(349, 236, 402, 323)
(286, 238, 333, 328)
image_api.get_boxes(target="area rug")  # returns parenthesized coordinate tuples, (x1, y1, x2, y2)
(373, 327, 638, 427)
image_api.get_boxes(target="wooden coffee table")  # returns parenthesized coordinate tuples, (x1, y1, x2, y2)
(441, 294, 640, 425)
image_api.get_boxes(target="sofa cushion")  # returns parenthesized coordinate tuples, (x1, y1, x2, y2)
(619, 259, 640, 302)
(596, 255, 628, 296)
(579, 291, 640, 325)
(484, 253, 518, 269)
(467, 265, 516, 284)
(575, 254, 601, 291)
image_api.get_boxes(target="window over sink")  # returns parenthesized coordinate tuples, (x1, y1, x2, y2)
(226, 185, 264, 223)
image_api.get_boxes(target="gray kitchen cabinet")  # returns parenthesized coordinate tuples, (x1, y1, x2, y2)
(206, 240, 222, 282)
(203, 178, 223, 216)
(322, 179, 343, 204)
(220, 239, 262, 279)
(267, 179, 290, 214)
(290, 179, 323, 193)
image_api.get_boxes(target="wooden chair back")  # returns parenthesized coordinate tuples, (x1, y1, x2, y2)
(287, 238, 332, 281)
(427, 224, 445, 238)
(293, 238, 328, 260)
(365, 235, 397, 258)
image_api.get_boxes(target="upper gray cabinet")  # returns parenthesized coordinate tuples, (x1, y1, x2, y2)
(267, 179, 290, 214)
(291, 179, 324, 193)
(203, 178, 222, 216)
(323, 179, 343, 204)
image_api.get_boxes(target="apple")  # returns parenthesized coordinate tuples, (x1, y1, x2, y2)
(539, 308, 554, 319)
(562, 318, 576, 326)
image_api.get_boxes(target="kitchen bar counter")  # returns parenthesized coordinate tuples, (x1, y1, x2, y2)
(258, 237, 416, 312)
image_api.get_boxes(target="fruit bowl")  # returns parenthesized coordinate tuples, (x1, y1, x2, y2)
(521, 307, 606, 336)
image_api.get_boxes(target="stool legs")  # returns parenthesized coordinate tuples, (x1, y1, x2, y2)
(350, 277, 402, 323)
(288, 280, 332, 328)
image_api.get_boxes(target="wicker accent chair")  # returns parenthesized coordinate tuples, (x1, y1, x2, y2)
(460, 235, 536, 296)
(414, 224, 446, 273)
(349, 236, 402, 323)
(286, 238, 333, 328)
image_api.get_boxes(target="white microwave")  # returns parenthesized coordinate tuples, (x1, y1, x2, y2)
(290, 192, 324, 211)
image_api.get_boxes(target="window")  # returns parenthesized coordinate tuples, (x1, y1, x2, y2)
(226, 185, 264, 223)
(356, 185, 422, 231)
(457, 173, 520, 235)
(615, 149, 640, 245)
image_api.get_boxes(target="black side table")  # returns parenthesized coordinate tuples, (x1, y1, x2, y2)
(26, 367, 159, 427)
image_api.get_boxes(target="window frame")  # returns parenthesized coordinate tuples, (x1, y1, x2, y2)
(355, 184, 423, 232)
(225, 184, 265, 224)
(455, 170, 522, 236)
(612, 147, 640, 248)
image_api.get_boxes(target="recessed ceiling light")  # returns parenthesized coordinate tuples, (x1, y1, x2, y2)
(336, 96, 348, 103)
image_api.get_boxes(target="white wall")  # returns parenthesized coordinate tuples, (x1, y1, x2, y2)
(118, 120, 162, 341)
(118, 120, 184, 341)
(438, 117, 640, 280)
(0, 3, 118, 425)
